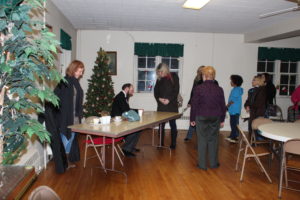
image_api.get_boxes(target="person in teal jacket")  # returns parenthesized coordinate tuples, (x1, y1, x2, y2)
(226, 75, 244, 143)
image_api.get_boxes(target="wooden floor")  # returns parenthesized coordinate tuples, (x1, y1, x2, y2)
(22, 130, 300, 200)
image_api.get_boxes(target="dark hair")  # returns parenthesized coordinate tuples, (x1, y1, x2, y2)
(230, 75, 243, 86)
(262, 72, 271, 82)
(122, 83, 132, 90)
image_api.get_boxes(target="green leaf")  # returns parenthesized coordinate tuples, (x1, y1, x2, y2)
(0, 19, 7, 31)
(48, 44, 57, 53)
(37, 90, 45, 101)
(0, 8, 5, 17)
(12, 12, 20, 20)
(22, 23, 32, 32)
(0, 63, 12, 73)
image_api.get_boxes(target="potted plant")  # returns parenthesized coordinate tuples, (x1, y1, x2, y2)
(0, 0, 61, 164)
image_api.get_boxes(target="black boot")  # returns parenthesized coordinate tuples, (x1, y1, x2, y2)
(170, 131, 177, 149)
(160, 130, 165, 146)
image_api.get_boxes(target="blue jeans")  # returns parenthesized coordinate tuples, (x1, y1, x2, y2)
(185, 125, 196, 139)
(60, 132, 75, 154)
(229, 114, 240, 139)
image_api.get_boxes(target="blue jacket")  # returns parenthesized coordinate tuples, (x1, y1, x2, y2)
(228, 87, 244, 115)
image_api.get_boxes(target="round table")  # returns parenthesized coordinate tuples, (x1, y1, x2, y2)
(258, 122, 300, 142)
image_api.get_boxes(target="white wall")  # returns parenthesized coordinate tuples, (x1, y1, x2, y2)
(77, 30, 300, 130)
(46, 0, 77, 70)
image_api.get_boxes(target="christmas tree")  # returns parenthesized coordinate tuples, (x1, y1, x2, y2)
(84, 48, 115, 117)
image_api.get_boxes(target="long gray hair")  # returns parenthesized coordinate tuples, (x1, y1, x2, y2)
(156, 63, 170, 80)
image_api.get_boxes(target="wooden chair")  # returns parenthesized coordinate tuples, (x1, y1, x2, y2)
(251, 117, 273, 146)
(279, 139, 300, 198)
(235, 125, 272, 183)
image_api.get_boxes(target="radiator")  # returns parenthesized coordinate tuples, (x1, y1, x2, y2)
(16, 142, 44, 174)
(179, 115, 190, 120)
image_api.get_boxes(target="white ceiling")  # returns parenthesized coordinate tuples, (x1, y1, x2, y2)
(50, 0, 300, 34)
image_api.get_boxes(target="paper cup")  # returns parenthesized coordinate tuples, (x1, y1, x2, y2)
(115, 116, 122, 122)
(93, 118, 100, 124)
(138, 109, 144, 117)
(101, 116, 111, 124)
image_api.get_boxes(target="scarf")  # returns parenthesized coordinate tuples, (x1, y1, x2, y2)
(68, 76, 83, 118)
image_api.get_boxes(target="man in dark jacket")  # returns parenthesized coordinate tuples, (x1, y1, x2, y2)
(111, 83, 140, 157)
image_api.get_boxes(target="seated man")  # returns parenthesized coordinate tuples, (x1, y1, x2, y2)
(111, 83, 141, 157)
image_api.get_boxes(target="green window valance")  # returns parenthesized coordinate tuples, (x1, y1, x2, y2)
(134, 43, 184, 57)
(258, 47, 300, 62)
(60, 29, 72, 50)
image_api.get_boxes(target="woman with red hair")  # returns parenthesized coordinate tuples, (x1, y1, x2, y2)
(190, 66, 226, 170)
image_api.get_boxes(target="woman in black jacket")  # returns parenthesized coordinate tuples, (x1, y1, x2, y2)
(154, 63, 179, 149)
(54, 60, 85, 165)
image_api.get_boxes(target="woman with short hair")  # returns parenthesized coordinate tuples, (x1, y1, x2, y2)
(190, 66, 226, 170)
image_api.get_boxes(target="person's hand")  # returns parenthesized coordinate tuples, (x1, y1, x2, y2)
(220, 122, 224, 128)
(227, 101, 233, 108)
(245, 106, 250, 112)
(164, 99, 170, 105)
(190, 121, 196, 126)
(159, 98, 165, 104)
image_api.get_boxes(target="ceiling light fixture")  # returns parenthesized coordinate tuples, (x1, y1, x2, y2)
(182, 0, 211, 10)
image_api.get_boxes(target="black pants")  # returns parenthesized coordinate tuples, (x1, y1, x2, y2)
(159, 119, 177, 147)
(122, 131, 141, 152)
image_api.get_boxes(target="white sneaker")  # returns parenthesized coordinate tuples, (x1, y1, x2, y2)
(225, 137, 238, 143)
(229, 138, 238, 143)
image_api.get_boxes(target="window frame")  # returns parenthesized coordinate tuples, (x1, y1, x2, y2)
(134, 55, 183, 93)
(257, 60, 300, 97)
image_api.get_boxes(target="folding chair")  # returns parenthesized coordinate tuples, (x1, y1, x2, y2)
(279, 139, 300, 198)
(268, 105, 284, 121)
(235, 125, 272, 183)
(83, 135, 125, 169)
(251, 117, 273, 146)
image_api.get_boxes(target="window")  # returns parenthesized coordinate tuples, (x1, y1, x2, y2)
(278, 61, 298, 96)
(136, 56, 181, 93)
(137, 56, 156, 92)
(134, 42, 184, 93)
(257, 60, 300, 96)
(257, 60, 275, 82)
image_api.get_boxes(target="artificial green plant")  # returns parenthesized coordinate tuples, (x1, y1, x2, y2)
(0, 0, 61, 164)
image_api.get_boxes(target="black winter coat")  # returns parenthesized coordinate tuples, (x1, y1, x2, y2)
(54, 76, 83, 163)
(154, 73, 180, 112)
(54, 76, 83, 139)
